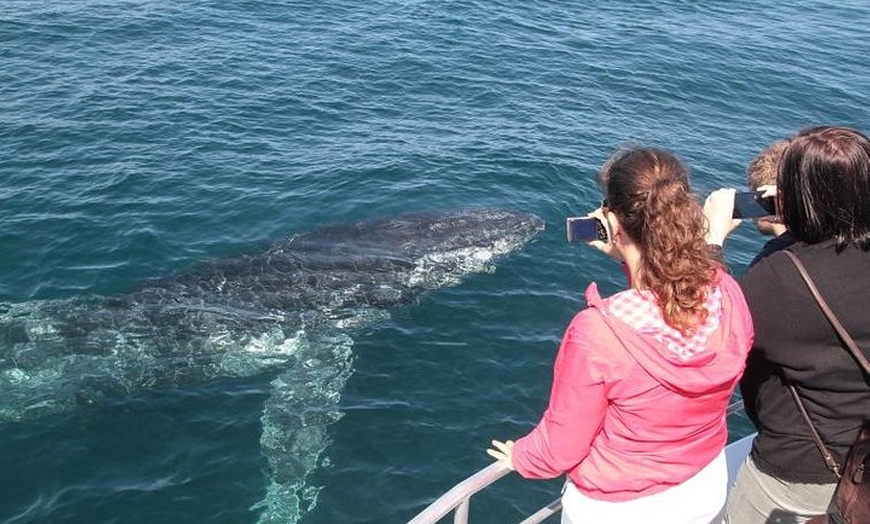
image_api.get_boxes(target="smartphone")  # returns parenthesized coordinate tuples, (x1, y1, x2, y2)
(566, 217, 608, 243)
(733, 191, 776, 219)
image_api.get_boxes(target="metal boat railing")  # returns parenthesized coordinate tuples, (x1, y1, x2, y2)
(406, 461, 561, 524)
(406, 400, 747, 524)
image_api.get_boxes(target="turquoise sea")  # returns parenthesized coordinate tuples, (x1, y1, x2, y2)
(1, 1, 869, 523)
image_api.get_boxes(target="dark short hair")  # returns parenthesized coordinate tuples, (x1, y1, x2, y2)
(779, 126, 870, 250)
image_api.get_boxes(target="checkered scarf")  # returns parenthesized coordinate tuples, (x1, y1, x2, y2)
(602, 285, 723, 361)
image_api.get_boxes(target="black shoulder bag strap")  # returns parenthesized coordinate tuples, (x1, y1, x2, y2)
(782, 250, 870, 478)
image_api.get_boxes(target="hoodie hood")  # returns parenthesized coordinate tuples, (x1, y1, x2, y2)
(585, 270, 753, 395)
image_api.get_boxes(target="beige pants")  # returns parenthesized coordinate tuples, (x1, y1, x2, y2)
(722, 455, 836, 524)
(561, 450, 727, 524)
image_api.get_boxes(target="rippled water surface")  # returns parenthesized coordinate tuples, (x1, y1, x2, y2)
(2, 1, 869, 523)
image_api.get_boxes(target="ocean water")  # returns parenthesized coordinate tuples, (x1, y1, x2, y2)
(1, 1, 869, 523)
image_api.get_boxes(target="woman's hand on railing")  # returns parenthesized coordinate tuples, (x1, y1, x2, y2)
(486, 439, 516, 470)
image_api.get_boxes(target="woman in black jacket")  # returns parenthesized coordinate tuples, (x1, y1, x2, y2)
(705, 126, 870, 523)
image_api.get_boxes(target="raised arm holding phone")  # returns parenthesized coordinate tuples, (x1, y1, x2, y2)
(488, 146, 754, 524)
(704, 126, 870, 524)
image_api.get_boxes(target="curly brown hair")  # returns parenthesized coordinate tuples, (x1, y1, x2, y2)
(598, 146, 721, 335)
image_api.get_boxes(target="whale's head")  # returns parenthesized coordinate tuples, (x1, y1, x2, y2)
(293, 207, 542, 259)
(374, 207, 545, 257)
(401, 208, 545, 285)
(282, 208, 544, 291)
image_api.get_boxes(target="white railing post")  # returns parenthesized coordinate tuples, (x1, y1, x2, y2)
(454, 499, 470, 524)
(407, 462, 511, 524)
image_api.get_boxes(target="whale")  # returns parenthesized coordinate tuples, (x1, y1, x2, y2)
(0, 207, 544, 523)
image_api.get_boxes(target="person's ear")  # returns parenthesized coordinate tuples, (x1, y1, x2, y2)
(605, 211, 621, 244)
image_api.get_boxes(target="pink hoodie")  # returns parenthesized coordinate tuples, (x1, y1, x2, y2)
(511, 270, 753, 501)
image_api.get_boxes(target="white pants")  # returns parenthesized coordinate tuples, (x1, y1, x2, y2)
(561, 450, 727, 524)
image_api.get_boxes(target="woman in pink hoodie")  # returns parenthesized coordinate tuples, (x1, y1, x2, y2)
(488, 147, 754, 524)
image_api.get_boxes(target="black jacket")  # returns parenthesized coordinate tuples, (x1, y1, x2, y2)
(740, 240, 870, 483)
(749, 231, 796, 268)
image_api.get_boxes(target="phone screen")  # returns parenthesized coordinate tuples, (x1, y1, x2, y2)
(566, 217, 608, 243)
(733, 192, 776, 219)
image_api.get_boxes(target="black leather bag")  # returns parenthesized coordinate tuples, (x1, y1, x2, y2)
(829, 422, 870, 524)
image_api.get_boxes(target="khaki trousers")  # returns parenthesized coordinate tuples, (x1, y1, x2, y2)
(722, 455, 836, 524)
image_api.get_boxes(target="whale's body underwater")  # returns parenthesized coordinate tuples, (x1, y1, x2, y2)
(0, 208, 544, 522)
